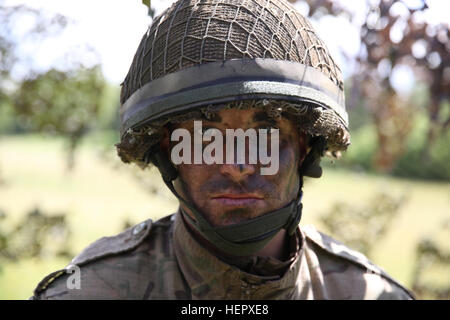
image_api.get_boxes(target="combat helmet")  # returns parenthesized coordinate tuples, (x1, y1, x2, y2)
(117, 0, 351, 256)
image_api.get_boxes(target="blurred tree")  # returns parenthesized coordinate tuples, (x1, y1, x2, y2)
(319, 192, 450, 299)
(354, 0, 448, 172)
(142, 0, 156, 18)
(319, 192, 405, 257)
(0, 3, 67, 102)
(12, 67, 105, 169)
(410, 221, 450, 299)
(0, 2, 107, 170)
(0, 208, 73, 272)
(297, 0, 449, 173)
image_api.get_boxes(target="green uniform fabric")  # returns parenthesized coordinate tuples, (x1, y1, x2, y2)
(31, 211, 414, 300)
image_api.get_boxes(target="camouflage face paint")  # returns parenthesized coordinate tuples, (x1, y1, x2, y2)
(171, 108, 307, 228)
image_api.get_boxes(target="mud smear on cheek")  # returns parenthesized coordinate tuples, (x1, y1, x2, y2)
(277, 140, 300, 200)
(177, 166, 212, 207)
(178, 166, 226, 224)
(177, 176, 196, 206)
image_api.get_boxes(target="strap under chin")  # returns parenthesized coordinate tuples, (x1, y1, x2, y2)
(165, 178, 302, 256)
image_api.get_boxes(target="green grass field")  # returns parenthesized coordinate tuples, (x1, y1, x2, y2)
(0, 134, 449, 299)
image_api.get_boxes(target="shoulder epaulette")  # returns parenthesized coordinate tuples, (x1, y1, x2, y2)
(302, 224, 415, 299)
(32, 219, 153, 297)
(71, 218, 153, 266)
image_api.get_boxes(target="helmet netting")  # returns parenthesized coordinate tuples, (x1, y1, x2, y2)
(120, 0, 344, 105)
(116, 99, 350, 168)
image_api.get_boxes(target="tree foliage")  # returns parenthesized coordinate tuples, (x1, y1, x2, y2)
(0, 3, 106, 169)
(0, 3, 67, 95)
(319, 192, 450, 299)
(411, 232, 450, 300)
(12, 67, 105, 169)
(298, 0, 449, 172)
(0, 208, 73, 271)
(319, 192, 405, 257)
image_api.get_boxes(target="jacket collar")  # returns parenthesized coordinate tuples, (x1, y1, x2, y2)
(172, 210, 305, 299)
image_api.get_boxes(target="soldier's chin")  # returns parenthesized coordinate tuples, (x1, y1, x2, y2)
(214, 207, 261, 227)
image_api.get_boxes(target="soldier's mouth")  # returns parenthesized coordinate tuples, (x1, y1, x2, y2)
(211, 194, 264, 206)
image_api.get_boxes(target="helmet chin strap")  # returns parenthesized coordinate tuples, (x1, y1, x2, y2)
(144, 145, 303, 257)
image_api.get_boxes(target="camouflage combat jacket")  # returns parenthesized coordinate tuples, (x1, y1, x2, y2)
(31, 211, 415, 300)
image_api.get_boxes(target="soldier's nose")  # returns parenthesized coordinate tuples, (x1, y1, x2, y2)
(219, 163, 256, 181)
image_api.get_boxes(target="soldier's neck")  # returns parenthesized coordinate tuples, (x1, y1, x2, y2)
(180, 211, 290, 262)
(256, 229, 290, 260)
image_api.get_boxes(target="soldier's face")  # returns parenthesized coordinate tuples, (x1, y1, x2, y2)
(163, 108, 308, 227)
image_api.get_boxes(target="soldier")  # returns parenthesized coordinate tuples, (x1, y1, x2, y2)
(32, 0, 414, 299)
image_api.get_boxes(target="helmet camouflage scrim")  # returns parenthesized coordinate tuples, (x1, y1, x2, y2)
(117, 0, 350, 176)
(117, 0, 351, 256)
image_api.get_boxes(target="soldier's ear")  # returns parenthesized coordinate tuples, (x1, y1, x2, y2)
(147, 129, 178, 183)
(299, 136, 325, 178)
(298, 132, 310, 166)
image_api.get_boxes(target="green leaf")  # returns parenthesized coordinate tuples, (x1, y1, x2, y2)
(142, 0, 151, 8)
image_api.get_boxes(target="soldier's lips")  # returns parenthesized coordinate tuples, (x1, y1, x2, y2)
(211, 194, 264, 207)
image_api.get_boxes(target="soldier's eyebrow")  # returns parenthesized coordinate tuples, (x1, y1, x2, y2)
(253, 111, 277, 125)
